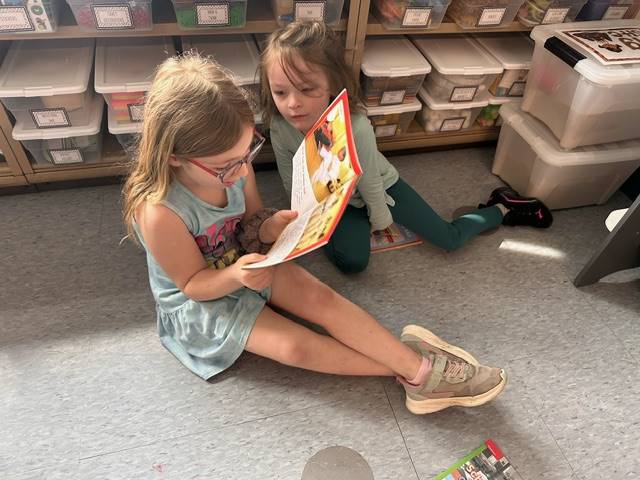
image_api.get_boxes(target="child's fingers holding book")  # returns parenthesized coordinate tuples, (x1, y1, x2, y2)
(259, 210, 299, 244)
(233, 254, 274, 290)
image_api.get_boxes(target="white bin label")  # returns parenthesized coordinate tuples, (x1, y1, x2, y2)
(196, 3, 230, 25)
(602, 6, 629, 19)
(542, 7, 569, 24)
(128, 103, 145, 122)
(478, 7, 506, 26)
(31, 108, 71, 128)
(507, 81, 526, 97)
(92, 5, 134, 29)
(380, 90, 406, 105)
(49, 149, 83, 165)
(402, 7, 432, 26)
(375, 124, 398, 137)
(440, 117, 465, 132)
(0, 6, 34, 32)
(295, 2, 325, 21)
(450, 86, 477, 102)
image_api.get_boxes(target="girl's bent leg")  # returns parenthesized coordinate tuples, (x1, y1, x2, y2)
(323, 205, 371, 274)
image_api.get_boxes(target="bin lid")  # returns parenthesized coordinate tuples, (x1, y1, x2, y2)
(411, 36, 503, 75)
(530, 20, 640, 86)
(488, 95, 522, 105)
(365, 97, 422, 116)
(13, 95, 104, 140)
(182, 35, 259, 86)
(473, 34, 534, 70)
(499, 102, 640, 166)
(108, 111, 142, 135)
(418, 86, 489, 110)
(361, 37, 431, 77)
(95, 37, 176, 94)
(0, 39, 94, 98)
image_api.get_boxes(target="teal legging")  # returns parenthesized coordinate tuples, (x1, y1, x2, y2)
(324, 178, 503, 274)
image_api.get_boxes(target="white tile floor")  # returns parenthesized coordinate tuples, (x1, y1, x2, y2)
(2, 146, 639, 479)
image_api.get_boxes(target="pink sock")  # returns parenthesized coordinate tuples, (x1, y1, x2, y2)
(407, 356, 433, 386)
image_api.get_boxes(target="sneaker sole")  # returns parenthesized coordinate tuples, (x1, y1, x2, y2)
(401, 325, 480, 366)
(405, 369, 508, 415)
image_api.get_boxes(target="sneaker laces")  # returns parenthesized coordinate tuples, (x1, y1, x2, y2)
(442, 359, 473, 382)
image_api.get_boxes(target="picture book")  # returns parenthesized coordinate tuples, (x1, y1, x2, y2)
(370, 223, 422, 254)
(434, 439, 522, 480)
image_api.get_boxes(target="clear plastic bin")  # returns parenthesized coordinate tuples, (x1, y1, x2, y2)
(270, 0, 345, 26)
(371, 0, 452, 30)
(0, 39, 94, 129)
(107, 110, 138, 158)
(361, 37, 431, 107)
(66, 0, 152, 31)
(417, 86, 487, 132)
(473, 34, 533, 97)
(366, 98, 421, 137)
(172, 0, 247, 29)
(476, 95, 520, 127)
(494, 102, 640, 209)
(95, 37, 176, 125)
(182, 35, 260, 112)
(0, 0, 60, 34)
(446, 0, 526, 28)
(576, 0, 633, 19)
(412, 36, 502, 103)
(517, 0, 587, 25)
(522, 20, 640, 149)
(13, 95, 104, 166)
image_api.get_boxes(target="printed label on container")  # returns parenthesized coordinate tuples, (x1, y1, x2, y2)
(49, 149, 84, 165)
(602, 6, 629, 20)
(0, 6, 34, 32)
(128, 103, 145, 122)
(478, 7, 506, 26)
(196, 3, 230, 25)
(440, 117, 465, 132)
(380, 90, 406, 105)
(375, 124, 398, 137)
(450, 86, 478, 102)
(30, 108, 71, 129)
(295, 1, 325, 21)
(402, 7, 431, 26)
(561, 27, 640, 65)
(507, 81, 526, 96)
(92, 5, 134, 30)
(542, 7, 570, 24)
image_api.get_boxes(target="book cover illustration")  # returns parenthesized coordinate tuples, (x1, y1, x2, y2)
(434, 440, 523, 480)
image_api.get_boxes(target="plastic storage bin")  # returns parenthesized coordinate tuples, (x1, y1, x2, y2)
(108, 112, 138, 158)
(473, 34, 533, 97)
(0, 39, 94, 130)
(270, 0, 345, 26)
(476, 95, 520, 126)
(182, 35, 260, 112)
(446, 0, 526, 28)
(366, 98, 421, 137)
(371, 0, 452, 30)
(361, 37, 431, 107)
(95, 37, 176, 125)
(517, 0, 587, 25)
(0, 0, 60, 34)
(66, 0, 152, 31)
(417, 86, 487, 132)
(412, 36, 502, 104)
(172, 0, 246, 29)
(494, 102, 640, 209)
(522, 20, 640, 150)
(13, 95, 104, 166)
(576, 0, 633, 19)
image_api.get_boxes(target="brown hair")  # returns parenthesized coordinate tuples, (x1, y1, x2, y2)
(259, 21, 362, 126)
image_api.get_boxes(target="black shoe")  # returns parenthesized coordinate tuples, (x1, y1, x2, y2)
(485, 187, 553, 228)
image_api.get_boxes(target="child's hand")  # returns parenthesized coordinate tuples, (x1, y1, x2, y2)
(259, 210, 299, 244)
(233, 254, 274, 291)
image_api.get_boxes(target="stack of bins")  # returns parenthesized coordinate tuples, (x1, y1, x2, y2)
(492, 20, 640, 209)
(0, 39, 104, 167)
(360, 37, 431, 138)
(94, 37, 177, 158)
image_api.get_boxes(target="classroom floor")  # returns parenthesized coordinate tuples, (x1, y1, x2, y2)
(2, 146, 639, 480)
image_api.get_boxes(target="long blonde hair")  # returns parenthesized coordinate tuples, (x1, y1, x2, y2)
(122, 53, 254, 239)
(259, 21, 361, 127)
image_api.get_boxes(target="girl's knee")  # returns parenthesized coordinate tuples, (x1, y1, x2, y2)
(276, 336, 309, 366)
(326, 247, 369, 274)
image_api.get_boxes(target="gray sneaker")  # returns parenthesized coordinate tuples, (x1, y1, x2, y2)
(400, 325, 507, 414)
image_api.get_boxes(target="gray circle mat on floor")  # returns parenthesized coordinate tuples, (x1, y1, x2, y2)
(301, 446, 374, 480)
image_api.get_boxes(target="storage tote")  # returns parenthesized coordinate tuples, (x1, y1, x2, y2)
(366, 98, 422, 137)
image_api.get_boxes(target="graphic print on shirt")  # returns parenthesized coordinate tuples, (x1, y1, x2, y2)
(194, 215, 243, 269)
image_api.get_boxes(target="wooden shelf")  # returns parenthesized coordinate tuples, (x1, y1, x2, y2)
(0, 172, 28, 186)
(366, 14, 532, 35)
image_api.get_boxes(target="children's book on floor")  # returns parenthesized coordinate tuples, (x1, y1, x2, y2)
(370, 223, 422, 253)
(245, 89, 362, 269)
(434, 439, 522, 480)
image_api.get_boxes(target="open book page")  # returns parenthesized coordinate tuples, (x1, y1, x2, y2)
(243, 89, 362, 269)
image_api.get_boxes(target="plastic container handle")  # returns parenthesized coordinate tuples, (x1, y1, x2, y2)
(544, 36, 585, 68)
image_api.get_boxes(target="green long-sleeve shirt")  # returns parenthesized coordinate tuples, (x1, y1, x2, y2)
(269, 113, 400, 231)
